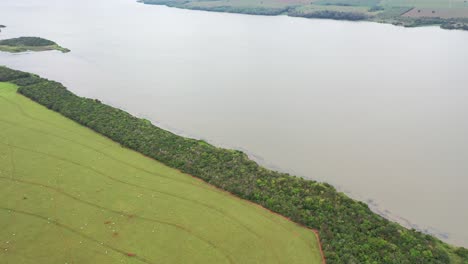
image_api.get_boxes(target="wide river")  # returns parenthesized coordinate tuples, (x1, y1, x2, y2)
(1, 0, 468, 247)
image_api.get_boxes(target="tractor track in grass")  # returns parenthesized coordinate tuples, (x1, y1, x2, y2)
(0, 95, 113, 148)
(0, 139, 263, 241)
(0, 207, 155, 264)
(0, 117, 314, 259)
(0, 117, 276, 240)
(0, 93, 195, 186)
(0, 92, 321, 262)
(0, 176, 236, 264)
(0, 132, 25, 234)
(0, 117, 199, 187)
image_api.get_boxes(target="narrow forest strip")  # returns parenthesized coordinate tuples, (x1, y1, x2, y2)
(1, 66, 467, 264)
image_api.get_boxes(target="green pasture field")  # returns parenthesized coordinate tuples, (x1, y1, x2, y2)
(381, 0, 468, 9)
(0, 82, 322, 264)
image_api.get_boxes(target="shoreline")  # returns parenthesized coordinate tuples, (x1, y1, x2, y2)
(122, 111, 455, 246)
(3, 66, 466, 263)
(138, 1, 468, 31)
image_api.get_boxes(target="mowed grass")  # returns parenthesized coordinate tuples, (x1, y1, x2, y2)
(0, 82, 322, 264)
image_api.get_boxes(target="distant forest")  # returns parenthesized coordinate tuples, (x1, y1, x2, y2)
(142, 0, 468, 30)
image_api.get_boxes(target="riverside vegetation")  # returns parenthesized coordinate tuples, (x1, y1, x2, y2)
(0, 37, 70, 53)
(140, 0, 468, 30)
(0, 77, 323, 263)
(1, 66, 468, 263)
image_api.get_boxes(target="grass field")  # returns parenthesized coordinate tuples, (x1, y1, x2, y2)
(403, 7, 468, 18)
(0, 82, 323, 264)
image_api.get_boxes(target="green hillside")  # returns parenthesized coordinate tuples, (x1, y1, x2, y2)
(0, 82, 323, 264)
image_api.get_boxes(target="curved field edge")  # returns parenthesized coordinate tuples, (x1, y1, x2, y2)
(0, 81, 323, 264)
(1, 66, 467, 263)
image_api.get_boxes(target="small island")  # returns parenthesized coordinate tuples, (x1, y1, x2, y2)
(0, 36, 70, 53)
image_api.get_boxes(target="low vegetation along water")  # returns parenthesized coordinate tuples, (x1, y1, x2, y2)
(1, 0, 468, 250)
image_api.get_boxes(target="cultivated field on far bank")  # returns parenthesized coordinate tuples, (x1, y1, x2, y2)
(0, 82, 322, 264)
(403, 7, 468, 18)
(141, 0, 468, 29)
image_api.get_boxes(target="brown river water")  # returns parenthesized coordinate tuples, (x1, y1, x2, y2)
(1, 0, 467, 247)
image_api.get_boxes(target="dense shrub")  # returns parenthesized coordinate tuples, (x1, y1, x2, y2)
(368, 5, 384, 12)
(188, 6, 289, 16)
(455, 247, 468, 258)
(289, 10, 368, 21)
(0, 37, 56, 47)
(1, 66, 466, 264)
(0, 67, 30, 82)
(10, 76, 43, 86)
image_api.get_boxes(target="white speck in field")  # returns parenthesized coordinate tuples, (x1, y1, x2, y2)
(5, 241, 9, 244)
(4, 248, 7, 251)
(79, 241, 82, 244)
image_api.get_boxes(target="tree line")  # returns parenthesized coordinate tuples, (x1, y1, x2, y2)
(0, 37, 56, 47)
(1, 66, 467, 264)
